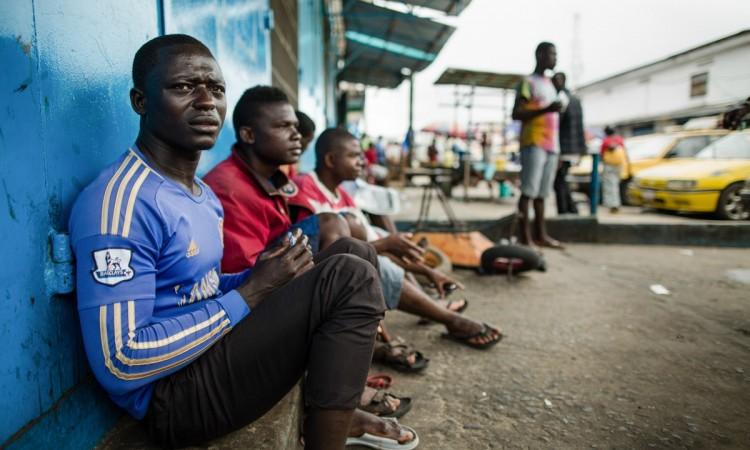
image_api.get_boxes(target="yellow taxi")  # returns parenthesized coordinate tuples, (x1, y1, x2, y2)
(625, 129, 729, 173)
(629, 130, 750, 220)
(568, 129, 728, 199)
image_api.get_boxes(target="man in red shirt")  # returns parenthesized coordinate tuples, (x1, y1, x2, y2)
(204, 98, 350, 273)
(290, 128, 503, 350)
(204, 86, 418, 447)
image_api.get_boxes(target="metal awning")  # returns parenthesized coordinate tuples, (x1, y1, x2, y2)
(435, 68, 523, 90)
(338, 0, 455, 88)
(393, 0, 472, 16)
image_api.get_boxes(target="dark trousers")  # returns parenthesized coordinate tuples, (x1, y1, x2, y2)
(554, 160, 578, 214)
(145, 238, 385, 448)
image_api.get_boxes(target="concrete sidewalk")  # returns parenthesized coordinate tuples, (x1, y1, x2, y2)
(376, 244, 750, 449)
(391, 185, 736, 225)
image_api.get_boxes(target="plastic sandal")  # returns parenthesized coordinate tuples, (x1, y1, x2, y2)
(372, 338, 430, 373)
(441, 322, 503, 350)
(359, 388, 412, 419)
(367, 373, 394, 390)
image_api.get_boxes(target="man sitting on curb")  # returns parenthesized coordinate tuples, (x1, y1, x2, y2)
(68, 35, 401, 450)
(289, 128, 503, 350)
(279, 109, 315, 178)
(204, 86, 418, 447)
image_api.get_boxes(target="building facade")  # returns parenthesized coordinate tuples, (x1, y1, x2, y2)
(577, 30, 750, 136)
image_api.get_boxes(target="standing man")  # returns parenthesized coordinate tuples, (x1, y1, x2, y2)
(512, 42, 563, 248)
(552, 72, 586, 215)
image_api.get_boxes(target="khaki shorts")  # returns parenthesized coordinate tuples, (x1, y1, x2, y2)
(520, 146, 559, 198)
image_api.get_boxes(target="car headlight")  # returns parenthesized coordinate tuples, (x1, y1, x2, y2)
(666, 180, 697, 190)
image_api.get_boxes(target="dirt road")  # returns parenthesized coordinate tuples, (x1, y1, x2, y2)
(377, 244, 750, 449)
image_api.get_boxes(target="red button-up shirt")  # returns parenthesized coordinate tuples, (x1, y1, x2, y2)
(204, 147, 298, 273)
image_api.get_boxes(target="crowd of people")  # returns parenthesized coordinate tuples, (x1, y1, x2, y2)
(69, 34, 506, 450)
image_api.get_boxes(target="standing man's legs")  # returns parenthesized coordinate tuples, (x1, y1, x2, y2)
(518, 146, 545, 246)
(553, 161, 567, 214)
(554, 160, 577, 214)
(533, 151, 563, 248)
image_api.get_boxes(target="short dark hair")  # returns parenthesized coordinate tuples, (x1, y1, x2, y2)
(553, 72, 566, 82)
(315, 128, 357, 168)
(132, 34, 212, 89)
(604, 126, 615, 136)
(295, 110, 316, 138)
(232, 85, 289, 140)
(535, 41, 555, 56)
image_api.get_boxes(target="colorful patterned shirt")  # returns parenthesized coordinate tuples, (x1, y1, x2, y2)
(517, 74, 560, 153)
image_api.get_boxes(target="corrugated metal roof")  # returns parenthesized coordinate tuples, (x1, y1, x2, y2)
(338, 0, 455, 88)
(434, 68, 523, 89)
(393, 0, 472, 16)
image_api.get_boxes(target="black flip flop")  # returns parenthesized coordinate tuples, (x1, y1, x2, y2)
(373, 339, 430, 373)
(391, 350, 429, 373)
(441, 323, 503, 350)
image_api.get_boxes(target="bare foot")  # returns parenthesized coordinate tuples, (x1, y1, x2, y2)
(534, 235, 564, 250)
(349, 409, 415, 444)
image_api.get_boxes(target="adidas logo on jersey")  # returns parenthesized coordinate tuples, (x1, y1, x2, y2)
(186, 239, 200, 258)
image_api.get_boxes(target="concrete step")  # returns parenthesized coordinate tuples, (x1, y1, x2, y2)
(96, 383, 302, 450)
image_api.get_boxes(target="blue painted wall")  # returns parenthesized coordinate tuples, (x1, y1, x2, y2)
(164, 0, 272, 174)
(0, 1, 271, 448)
(0, 2, 159, 448)
(297, 0, 327, 173)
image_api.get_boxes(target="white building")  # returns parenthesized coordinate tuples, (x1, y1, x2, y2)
(577, 29, 750, 136)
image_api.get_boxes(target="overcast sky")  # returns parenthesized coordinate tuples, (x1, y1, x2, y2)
(363, 0, 750, 139)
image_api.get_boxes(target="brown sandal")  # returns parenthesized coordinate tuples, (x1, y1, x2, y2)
(359, 387, 412, 418)
(372, 337, 429, 373)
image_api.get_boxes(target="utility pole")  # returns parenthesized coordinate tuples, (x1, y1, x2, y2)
(406, 71, 415, 167)
(571, 12, 583, 89)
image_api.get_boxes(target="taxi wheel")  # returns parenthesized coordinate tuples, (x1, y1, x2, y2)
(716, 182, 749, 220)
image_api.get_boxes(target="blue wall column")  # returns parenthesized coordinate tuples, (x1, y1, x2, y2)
(297, 0, 327, 172)
(0, 1, 159, 448)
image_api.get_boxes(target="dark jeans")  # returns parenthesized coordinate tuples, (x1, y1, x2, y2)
(554, 160, 578, 214)
(145, 238, 385, 448)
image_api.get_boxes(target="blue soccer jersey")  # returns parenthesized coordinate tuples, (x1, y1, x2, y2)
(69, 148, 251, 419)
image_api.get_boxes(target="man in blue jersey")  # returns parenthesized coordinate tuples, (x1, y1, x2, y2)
(68, 35, 413, 449)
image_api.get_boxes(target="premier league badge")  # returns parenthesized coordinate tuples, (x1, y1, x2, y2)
(92, 248, 135, 286)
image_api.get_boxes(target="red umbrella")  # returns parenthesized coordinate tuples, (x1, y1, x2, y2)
(421, 122, 467, 138)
